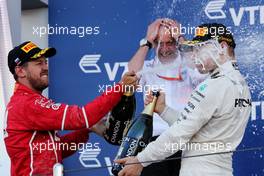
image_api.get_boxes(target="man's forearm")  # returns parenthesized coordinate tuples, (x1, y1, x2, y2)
(60, 129, 90, 158)
(128, 46, 149, 72)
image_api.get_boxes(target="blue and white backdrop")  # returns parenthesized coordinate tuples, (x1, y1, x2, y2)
(48, 0, 264, 175)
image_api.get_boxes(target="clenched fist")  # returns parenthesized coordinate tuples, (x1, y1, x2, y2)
(119, 71, 139, 91)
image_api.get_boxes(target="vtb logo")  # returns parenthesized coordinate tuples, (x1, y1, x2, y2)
(205, 0, 264, 26)
(79, 54, 128, 81)
(79, 147, 114, 175)
(79, 148, 102, 168)
(79, 54, 101, 73)
(235, 99, 252, 107)
(205, 0, 226, 20)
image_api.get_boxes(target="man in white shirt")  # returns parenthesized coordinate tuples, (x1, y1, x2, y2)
(128, 18, 205, 176)
(117, 23, 251, 176)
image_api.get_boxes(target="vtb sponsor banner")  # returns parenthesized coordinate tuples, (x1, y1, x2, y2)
(49, 0, 264, 175)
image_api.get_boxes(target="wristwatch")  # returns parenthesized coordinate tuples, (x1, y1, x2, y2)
(139, 38, 152, 49)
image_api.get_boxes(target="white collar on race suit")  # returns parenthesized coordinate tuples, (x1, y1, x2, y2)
(210, 61, 244, 96)
(210, 61, 237, 79)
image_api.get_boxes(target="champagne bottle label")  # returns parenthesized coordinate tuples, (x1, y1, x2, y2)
(104, 115, 131, 144)
(112, 136, 148, 175)
(104, 93, 136, 145)
(120, 136, 147, 157)
(120, 136, 138, 157)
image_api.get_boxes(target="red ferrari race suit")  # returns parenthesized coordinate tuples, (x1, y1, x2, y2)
(3, 82, 124, 176)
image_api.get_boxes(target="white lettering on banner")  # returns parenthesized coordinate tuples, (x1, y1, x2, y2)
(79, 54, 128, 81)
(229, 7, 244, 26)
(230, 6, 264, 26)
(245, 6, 260, 25)
(104, 63, 119, 81)
(205, 1, 264, 26)
(251, 101, 264, 121)
(104, 62, 128, 81)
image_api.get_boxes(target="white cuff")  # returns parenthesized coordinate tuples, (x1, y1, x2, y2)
(137, 151, 152, 167)
(159, 106, 180, 126)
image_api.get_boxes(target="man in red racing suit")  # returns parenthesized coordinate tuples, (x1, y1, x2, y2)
(3, 41, 138, 176)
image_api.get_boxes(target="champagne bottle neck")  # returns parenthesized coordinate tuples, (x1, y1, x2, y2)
(142, 96, 158, 116)
(123, 91, 134, 96)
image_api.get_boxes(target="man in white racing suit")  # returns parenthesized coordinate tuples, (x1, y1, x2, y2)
(116, 23, 252, 176)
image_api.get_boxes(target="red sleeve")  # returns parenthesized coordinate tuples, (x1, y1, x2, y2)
(23, 84, 123, 130)
(60, 129, 90, 158)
